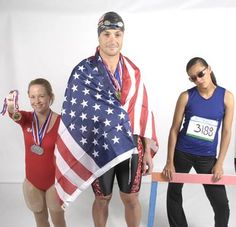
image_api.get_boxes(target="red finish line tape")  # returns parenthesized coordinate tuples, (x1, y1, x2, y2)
(152, 172, 236, 185)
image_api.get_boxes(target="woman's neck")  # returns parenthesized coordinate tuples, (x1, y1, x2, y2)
(35, 109, 51, 122)
(197, 83, 217, 99)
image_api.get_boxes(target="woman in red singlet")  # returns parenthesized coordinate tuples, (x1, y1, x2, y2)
(6, 78, 66, 227)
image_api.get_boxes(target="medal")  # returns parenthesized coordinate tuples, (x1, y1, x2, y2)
(116, 91, 121, 100)
(31, 144, 44, 155)
(12, 111, 22, 121)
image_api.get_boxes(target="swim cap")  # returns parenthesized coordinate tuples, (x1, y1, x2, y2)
(97, 11, 125, 36)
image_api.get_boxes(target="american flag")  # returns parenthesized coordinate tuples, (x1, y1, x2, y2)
(54, 51, 158, 207)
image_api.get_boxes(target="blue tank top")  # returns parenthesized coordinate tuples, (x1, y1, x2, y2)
(176, 86, 225, 156)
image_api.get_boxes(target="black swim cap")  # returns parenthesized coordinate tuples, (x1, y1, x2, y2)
(97, 11, 125, 36)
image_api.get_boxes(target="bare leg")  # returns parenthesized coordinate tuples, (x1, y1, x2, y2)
(23, 179, 50, 227)
(46, 186, 67, 227)
(120, 192, 141, 227)
(92, 195, 112, 227)
(33, 208, 50, 227)
(49, 210, 66, 227)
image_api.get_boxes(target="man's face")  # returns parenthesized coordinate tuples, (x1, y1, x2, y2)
(98, 29, 124, 58)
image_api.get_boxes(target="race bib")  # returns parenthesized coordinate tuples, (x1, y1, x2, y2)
(186, 116, 218, 142)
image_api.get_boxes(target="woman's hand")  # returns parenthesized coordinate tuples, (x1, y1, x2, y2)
(211, 161, 224, 182)
(162, 162, 175, 181)
(6, 91, 16, 113)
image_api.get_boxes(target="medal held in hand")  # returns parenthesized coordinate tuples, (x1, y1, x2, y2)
(12, 111, 22, 121)
(11, 90, 21, 121)
(31, 110, 52, 155)
(1, 90, 21, 121)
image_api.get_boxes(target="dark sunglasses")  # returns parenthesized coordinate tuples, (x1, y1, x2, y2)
(189, 67, 207, 82)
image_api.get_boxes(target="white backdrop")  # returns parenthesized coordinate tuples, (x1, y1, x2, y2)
(1, 0, 236, 184)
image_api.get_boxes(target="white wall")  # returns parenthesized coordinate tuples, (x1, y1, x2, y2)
(1, 0, 236, 183)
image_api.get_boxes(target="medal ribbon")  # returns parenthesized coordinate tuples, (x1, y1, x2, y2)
(13, 90, 19, 112)
(32, 110, 52, 146)
(102, 57, 123, 92)
(114, 61, 123, 88)
(0, 98, 7, 115)
(1, 90, 19, 115)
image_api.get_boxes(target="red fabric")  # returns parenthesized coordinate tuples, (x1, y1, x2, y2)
(13, 111, 60, 190)
(131, 136, 144, 193)
(121, 56, 158, 156)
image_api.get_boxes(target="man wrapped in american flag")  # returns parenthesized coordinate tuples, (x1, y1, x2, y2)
(54, 11, 158, 227)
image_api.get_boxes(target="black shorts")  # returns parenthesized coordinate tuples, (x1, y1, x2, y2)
(234, 158, 236, 172)
(92, 136, 144, 196)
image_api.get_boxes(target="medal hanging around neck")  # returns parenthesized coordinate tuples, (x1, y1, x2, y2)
(114, 61, 123, 100)
(101, 56, 123, 100)
(31, 110, 52, 155)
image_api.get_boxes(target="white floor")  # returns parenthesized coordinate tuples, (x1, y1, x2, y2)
(0, 182, 235, 227)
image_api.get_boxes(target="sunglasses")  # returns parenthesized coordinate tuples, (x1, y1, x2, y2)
(189, 67, 207, 82)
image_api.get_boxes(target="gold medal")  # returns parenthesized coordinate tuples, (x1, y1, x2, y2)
(12, 111, 22, 121)
(116, 91, 121, 100)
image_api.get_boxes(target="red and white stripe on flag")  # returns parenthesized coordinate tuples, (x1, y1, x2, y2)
(55, 120, 134, 207)
(121, 56, 158, 154)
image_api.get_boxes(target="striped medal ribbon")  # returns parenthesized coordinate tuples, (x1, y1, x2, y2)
(31, 110, 52, 155)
